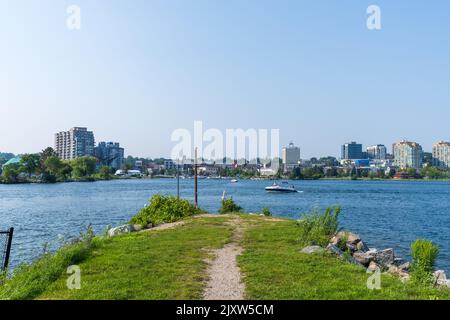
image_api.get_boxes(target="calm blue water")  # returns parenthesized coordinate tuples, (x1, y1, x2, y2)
(1, 179, 450, 272)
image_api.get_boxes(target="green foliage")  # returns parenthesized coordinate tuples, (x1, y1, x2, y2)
(301, 167, 324, 180)
(129, 195, 203, 226)
(421, 166, 450, 179)
(99, 166, 112, 180)
(70, 156, 97, 178)
(1, 164, 20, 183)
(219, 197, 243, 214)
(0, 225, 101, 300)
(239, 217, 450, 300)
(410, 239, 439, 285)
(19, 154, 41, 176)
(261, 207, 272, 216)
(297, 206, 341, 247)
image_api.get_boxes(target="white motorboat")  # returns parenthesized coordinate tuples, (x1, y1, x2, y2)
(265, 182, 298, 193)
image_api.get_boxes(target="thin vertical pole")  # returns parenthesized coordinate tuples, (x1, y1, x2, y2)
(194, 147, 198, 208)
(3, 227, 13, 271)
(177, 163, 180, 199)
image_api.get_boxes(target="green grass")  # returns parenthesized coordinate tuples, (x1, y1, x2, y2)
(2, 217, 232, 300)
(1, 214, 449, 300)
(238, 218, 450, 300)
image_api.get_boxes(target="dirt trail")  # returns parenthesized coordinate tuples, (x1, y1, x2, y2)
(203, 218, 245, 300)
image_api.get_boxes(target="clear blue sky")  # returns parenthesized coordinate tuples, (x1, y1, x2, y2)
(1, 0, 449, 158)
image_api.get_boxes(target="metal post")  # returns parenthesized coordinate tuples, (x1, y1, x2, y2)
(194, 147, 198, 208)
(177, 163, 180, 199)
(3, 227, 13, 271)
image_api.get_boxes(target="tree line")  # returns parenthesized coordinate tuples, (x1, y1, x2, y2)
(0, 147, 113, 184)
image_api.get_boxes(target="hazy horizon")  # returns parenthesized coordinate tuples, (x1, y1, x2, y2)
(1, 1, 449, 158)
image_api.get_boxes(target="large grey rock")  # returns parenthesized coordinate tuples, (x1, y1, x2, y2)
(108, 224, 136, 237)
(367, 261, 380, 272)
(398, 262, 411, 272)
(374, 248, 395, 266)
(356, 241, 370, 252)
(433, 270, 447, 286)
(326, 244, 363, 267)
(301, 245, 324, 254)
(326, 243, 344, 256)
(353, 251, 373, 266)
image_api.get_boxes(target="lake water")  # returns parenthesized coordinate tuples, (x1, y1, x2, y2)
(1, 179, 450, 272)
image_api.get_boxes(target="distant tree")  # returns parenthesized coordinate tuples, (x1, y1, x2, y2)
(59, 163, 73, 180)
(44, 156, 63, 176)
(20, 154, 41, 177)
(71, 156, 97, 178)
(40, 147, 57, 162)
(2, 164, 20, 183)
(289, 167, 302, 180)
(99, 166, 111, 180)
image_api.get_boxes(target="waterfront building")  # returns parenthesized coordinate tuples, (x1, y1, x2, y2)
(432, 141, 450, 169)
(393, 140, 423, 169)
(367, 144, 387, 160)
(341, 142, 363, 160)
(163, 159, 175, 170)
(94, 142, 124, 170)
(55, 127, 95, 160)
(282, 142, 300, 172)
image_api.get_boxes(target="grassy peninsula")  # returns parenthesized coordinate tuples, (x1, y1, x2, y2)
(1, 197, 449, 300)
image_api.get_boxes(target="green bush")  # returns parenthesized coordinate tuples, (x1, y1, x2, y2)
(261, 207, 272, 216)
(219, 197, 242, 214)
(129, 195, 203, 226)
(297, 206, 341, 247)
(410, 239, 439, 285)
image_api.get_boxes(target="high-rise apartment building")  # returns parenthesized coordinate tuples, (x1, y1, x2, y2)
(393, 140, 423, 169)
(94, 142, 124, 170)
(55, 127, 95, 160)
(432, 141, 450, 169)
(282, 142, 300, 172)
(367, 144, 387, 160)
(341, 142, 363, 160)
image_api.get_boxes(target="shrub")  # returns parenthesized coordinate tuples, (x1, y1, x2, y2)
(297, 206, 341, 247)
(410, 239, 439, 285)
(261, 207, 272, 216)
(219, 197, 242, 214)
(129, 195, 203, 226)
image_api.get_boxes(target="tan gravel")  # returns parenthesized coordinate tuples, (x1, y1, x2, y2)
(203, 218, 245, 300)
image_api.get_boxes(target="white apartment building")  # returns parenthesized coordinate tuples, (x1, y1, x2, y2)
(367, 144, 387, 160)
(393, 140, 423, 169)
(54, 127, 95, 160)
(433, 141, 450, 169)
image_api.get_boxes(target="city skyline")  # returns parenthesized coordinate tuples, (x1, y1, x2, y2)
(1, 1, 450, 158)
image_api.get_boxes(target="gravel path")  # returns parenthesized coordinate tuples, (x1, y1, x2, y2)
(203, 218, 245, 300)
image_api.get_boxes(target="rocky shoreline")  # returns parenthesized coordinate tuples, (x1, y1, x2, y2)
(302, 231, 450, 289)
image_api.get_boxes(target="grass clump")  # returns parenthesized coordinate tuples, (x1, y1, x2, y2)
(297, 206, 341, 247)
(410, 239, 439, 286)
(261, 207, 272, 216)
(219, 197, 242, 214)
(129, 195, 203, 227)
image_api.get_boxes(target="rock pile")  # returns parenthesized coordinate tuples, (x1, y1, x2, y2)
(107, 223, 152, 237)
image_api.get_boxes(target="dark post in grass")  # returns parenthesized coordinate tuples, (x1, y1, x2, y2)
(1, 227, 14, 272)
